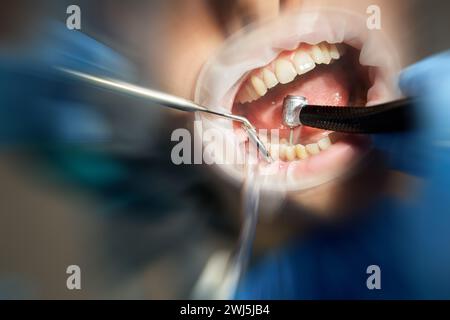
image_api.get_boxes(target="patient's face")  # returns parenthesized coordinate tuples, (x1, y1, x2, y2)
(145, 0, 412, 216)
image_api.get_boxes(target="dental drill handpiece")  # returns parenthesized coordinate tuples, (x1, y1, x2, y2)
(282, 95, 416, 133)
(58, 67, 272, 162)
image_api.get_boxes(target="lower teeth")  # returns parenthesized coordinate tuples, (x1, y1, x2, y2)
(267, 135, 332, 161)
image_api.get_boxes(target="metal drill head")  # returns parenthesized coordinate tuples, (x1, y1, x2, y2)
(282, 95, 308, 128)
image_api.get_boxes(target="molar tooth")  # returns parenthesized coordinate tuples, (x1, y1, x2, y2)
(279, 144, 287, 161)
(306, 143, 320, 155)
(285, 145, 296, 161)
(237, 88, 250, 104)
(310, 45, 325, 64)
(329, 43, 340, 60)
(318, 136, 332, 150)
(269, 144, 279, 160)
(294, 144, 308, 160)
(275, 59, 297, 84)
(245, 85, 259, 101)
(293, 51, 315, 75)
(251, 76, 267, 97)
(319, 43, 332, 64)
(262, 69, 278, 89)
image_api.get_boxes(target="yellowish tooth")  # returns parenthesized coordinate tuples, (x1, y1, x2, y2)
(251, 76, 267, 97)
(280, 138, 288, 145)
(329, 43, 340, 60)
(306, 143, 320, 155)
(262, 69, 278, 89)
(275, 59, 297, 84)
(269, 144, 279, 160)
(236, 90, 245, 103)
(279, 144, 287, 161)
(319, 43, 332, 64)
(318, 136, 332, 150)
(237, 88, 250, 104)
(310, 45, 325, 64)
(293, 51, 315, 75)
(285, 145, 296, 161)
(245, 85, 259, 101)
(294, 144, 308, 160)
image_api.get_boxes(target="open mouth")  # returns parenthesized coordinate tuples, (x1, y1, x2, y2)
(232, 42, 370, 162)
(194, 9, 401, 191)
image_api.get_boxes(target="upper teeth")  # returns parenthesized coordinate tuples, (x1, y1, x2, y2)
(262, 69, 278, 89)
(237, 42, 343, 104)
(275, 59, 297, 84)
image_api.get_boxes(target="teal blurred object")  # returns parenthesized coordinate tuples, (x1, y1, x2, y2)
(0, 21, 135, 145)
(0, 21, 136, 206)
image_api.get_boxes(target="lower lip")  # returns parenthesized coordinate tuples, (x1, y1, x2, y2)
(256, 133, 370, 186)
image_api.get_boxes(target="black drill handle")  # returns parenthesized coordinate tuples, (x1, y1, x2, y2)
(299, 98, 416, 133)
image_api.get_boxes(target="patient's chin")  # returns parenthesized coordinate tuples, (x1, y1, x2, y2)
(286, 150, 390, 218)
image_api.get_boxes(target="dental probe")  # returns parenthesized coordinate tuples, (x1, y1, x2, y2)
(282, 95, 416, 133)
(58, 67, 272, 163)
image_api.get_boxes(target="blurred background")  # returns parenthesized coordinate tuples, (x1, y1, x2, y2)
(0, 0, 450, 299)
(0, 0, 242, 299)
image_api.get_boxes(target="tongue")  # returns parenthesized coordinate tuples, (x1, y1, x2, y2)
(233, 62, 351, 142)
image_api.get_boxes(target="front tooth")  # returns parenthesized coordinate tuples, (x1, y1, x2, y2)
(310, 45, 325, 64)
(318, 136, 331, 150)
(285, 145, 296, 161)
(251, 76, 267, 96)
(306, 143, 320, 155)
(293, 51, 315, 75)
(295, 144, 308, 159)
(319, 43, 332, 64)
(329, 44, 340, 60)
(262, 69, 278, 89)
(275, 59, 297, 84)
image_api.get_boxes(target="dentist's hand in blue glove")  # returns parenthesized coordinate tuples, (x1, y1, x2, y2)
(373, 50, 450, 176)
(0, 21, 134, 145)
(236, 51, 450, 299)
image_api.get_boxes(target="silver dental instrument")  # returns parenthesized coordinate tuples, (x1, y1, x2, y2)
(282, 95, 309, 128)
(58, 67, 272, 163)
(283, 96, 308, 145)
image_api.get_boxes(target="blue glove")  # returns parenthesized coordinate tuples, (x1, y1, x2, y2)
(0, 21, 134, 145)
(372, 50, 450, 176)
(0, 22, 135, 189)
(236, 51, 450, 299)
